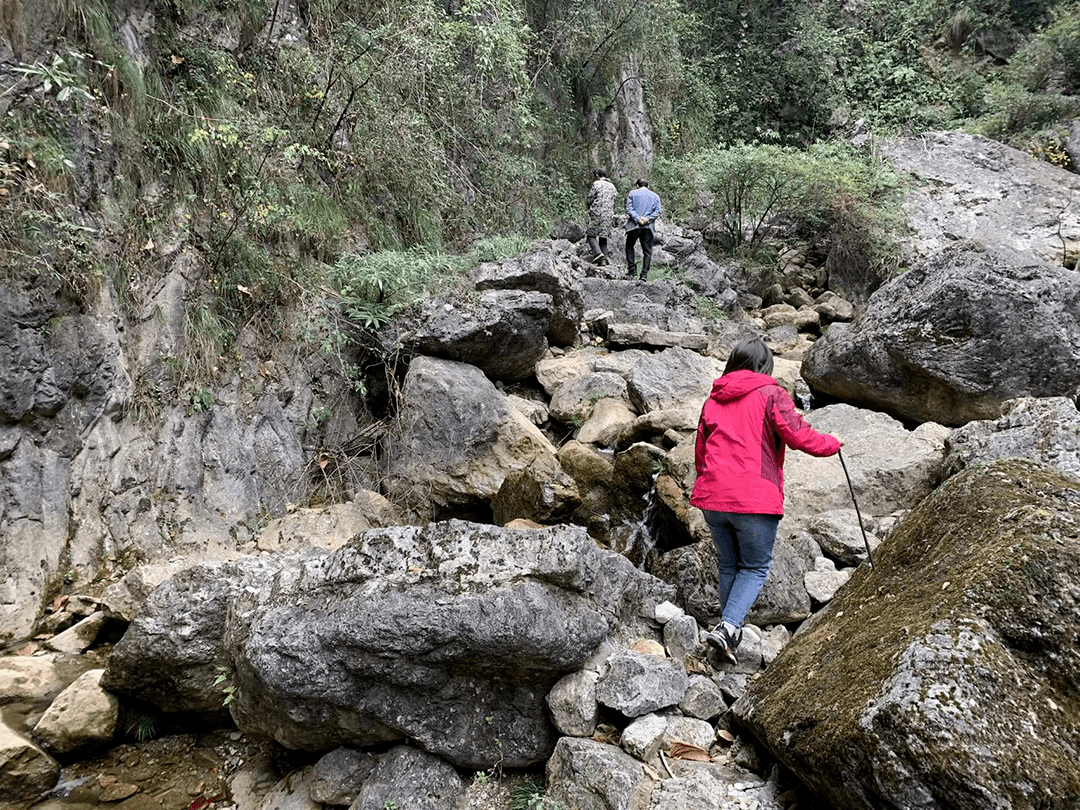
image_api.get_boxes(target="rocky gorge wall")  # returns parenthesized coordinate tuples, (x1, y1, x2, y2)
(0, 275, 352, 643)
(3, 129, 1080, 809)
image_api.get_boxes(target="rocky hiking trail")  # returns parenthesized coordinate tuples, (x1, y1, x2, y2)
(2, 131, 1080, 810)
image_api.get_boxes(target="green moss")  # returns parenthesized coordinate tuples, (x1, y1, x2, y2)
(738, 458, 1080, 805)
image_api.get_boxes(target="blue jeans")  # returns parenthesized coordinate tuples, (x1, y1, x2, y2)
(703, 511, 781, 627)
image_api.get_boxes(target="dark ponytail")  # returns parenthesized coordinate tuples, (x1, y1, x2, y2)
(723, 338, 774, 376)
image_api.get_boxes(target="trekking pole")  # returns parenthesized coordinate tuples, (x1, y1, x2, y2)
(837, 447, 875, 570)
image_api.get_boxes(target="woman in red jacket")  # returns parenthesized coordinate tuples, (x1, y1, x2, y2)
(690, 338, 841, 664)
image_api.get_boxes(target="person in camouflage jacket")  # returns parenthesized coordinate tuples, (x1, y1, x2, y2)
(586, 167, 617, 265)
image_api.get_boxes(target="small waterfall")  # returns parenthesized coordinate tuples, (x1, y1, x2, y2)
(621, 480, 661, 567)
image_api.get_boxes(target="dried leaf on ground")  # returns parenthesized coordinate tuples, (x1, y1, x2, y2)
(669, 741, 710, 762)
(591, 722, 620, 745)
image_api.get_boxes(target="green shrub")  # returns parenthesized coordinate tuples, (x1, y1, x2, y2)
(332, 249, 467, 329)
(973, 82, 1080, 140)
(1010, 1, 1080, 93)
(331, 234, 535, 330)
(655, 141, 904, 295)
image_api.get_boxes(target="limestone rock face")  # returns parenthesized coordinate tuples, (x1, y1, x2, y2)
(807, 511, 880, 567)
(594, 54, 655, 179)
(577, 398, 637, 447)
(942, 396, 1080, 481)
(733, 458, 1080, 809)
(803, 242, 1080, 426)
(0, 285, 127, 643)
(882, 130, 1080, 267)
(0, 271, 317, 645)
(384, 356, 563, 521)
(107, 521, 674, 769)
(99, 559, 193, 622)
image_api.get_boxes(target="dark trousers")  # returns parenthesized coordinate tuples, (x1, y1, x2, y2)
(625, 228, 653, 278)
(587, 234, 608, 261)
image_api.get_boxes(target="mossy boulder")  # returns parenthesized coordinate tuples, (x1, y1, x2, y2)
(733, 458, 1080, 809)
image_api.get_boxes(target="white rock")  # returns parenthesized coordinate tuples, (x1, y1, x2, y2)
(44, 611, 106, 654)
(33, 669, 118, 755)
(654, 600, 683, 624)
(0, 656, 64, 702)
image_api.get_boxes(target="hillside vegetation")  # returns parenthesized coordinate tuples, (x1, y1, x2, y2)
(2, 0, 1079, 378)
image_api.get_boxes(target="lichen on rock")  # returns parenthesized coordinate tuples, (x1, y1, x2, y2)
(733, 458, 1080, 809)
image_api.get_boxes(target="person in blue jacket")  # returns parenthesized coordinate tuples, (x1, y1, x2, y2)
(625, 178, 661, 280)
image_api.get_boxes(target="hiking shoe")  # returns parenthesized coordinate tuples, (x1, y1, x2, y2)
(704, 624, 741, 665)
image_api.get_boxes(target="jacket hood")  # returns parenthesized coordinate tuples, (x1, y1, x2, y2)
(710, 370, 777, 402)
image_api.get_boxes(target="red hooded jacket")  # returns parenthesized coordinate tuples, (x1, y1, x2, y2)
(690, 370, 840, 515)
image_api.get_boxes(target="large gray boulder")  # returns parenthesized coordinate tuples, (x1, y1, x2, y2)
(942, 396, 1080, 482)
(102, 554, 315, 715)
(803, 242, 1080, 426)
(471, 244, 584, 346)
(216, 521, 674, 769)
(733, 458, 1080, 809)
(405, 290, 553, 381)
(384, 356, 563, 521)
